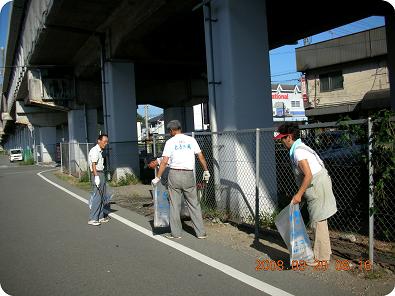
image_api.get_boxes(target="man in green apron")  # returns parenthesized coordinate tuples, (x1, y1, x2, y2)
(275, 124, 337, 263)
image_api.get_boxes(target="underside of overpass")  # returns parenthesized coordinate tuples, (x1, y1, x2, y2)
(4, 0, 393, 110)
(1, 0, 394, 181)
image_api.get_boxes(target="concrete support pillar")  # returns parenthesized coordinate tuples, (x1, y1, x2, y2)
(203, 0, 277, 219)
(103, 62, 139, 179)
(39, 126, 56, 163)
(67, 108, 98, 174)
(86, 109, 98, 143)
(164, 106, 195, 132)
(68, 109, 87, 143)
(385, 13, 395, 111)
(68, 110, 86, 174)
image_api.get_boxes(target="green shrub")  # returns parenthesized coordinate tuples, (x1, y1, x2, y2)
(79, 171, 90, 183)
(245, 209, 279, 229)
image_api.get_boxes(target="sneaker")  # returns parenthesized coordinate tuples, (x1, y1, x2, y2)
(99, 217, 110, 223)
(197, 234, 208, 239)
(88, 220, 101, 226)
(165, 234, 182, 239)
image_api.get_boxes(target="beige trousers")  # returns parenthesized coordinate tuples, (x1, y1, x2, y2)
(313, 220, 332, 261)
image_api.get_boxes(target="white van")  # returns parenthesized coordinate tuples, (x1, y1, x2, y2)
(9, 149, 23, 162)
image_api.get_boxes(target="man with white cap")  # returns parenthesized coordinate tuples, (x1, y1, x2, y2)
(152, 120, 210, 239)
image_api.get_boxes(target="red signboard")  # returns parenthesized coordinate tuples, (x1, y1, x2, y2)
(272, 93, 289, 100)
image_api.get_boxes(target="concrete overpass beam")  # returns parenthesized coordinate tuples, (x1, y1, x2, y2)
(203, 0, 277, 219)
(103, 62, 139, 180)
(164, 107, 195, 133)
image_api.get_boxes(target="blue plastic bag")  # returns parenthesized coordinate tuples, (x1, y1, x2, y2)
(275, 203, 314, 265)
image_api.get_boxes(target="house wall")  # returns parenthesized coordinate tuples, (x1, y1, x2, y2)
(306, 58, 389, 108)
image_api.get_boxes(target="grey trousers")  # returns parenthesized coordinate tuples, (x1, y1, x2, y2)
(168, 170, 206, 237)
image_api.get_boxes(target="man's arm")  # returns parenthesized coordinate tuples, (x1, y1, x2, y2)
(156, 156, 169, 179)
(292, 159, 313, 204)
(197, 152, 208, 171)
(92, 162, 98, 176)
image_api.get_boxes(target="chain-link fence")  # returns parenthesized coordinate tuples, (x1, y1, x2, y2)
(35, 144, 58, 164)
(58, 118, 394, 245)
(153, 119, 394, 244)
(60, 140, 157, 181)
(60, 143, 95, 180)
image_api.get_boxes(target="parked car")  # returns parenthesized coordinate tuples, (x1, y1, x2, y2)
(9, 149, 23, 162)
(305, 130, 366, 165)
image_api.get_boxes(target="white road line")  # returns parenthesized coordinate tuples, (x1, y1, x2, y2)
(37, 169, 293, 296)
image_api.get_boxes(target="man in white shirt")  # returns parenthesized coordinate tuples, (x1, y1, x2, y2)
(88, 134, 110, 226)
(152, 120, 210, 239)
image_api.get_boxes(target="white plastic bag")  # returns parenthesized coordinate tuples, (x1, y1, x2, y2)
(275, 203, 314, 265)
(153, 182, 170, 227)
(153, 182, 191, 227)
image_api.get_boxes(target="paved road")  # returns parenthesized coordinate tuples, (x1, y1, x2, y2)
(0, 156, 355, 296)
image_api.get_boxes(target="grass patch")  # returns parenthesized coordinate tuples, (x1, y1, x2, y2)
(201, 205, 230, 222)
(110, 173, 140, 187)
(54, 171, 92, 191)
(245, 209, 279, 229)
(19, 158, 35, 166)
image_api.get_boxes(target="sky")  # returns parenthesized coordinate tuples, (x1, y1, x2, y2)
(0, 2, 385, 118)
(0, 1, 11, 82)
(0, 2, 11, 48)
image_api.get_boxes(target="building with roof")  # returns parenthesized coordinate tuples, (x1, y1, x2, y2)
(296, 26, 390, 121)
(271, 84, 307, 122)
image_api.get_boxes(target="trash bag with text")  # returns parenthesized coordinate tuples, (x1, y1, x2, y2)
(275, 203, 314, 265)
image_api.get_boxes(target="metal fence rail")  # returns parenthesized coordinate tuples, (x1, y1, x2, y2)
(59, 119, 394, 251)
(152, 120, 394, 245)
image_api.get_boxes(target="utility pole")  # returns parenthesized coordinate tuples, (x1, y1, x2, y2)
(144, 105, 149, 140)
(303, 37, 312, 46)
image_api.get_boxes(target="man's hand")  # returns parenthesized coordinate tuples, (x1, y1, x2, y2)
(291, 193, 302, 205)
(203, 171, 210, 183)
(151, 177, 161, 186)
(94, 175, 100, 187)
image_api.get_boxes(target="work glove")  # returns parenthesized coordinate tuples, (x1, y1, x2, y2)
(151, 177, 161, 186)
(203, 171, 210, 183)
(94, 175, 100, 187)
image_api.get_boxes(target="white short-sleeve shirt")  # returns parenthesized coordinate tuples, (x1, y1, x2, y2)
(88, 144, 104, 172)
(162, 134, 201, 170)
(294, 145, 323, 175)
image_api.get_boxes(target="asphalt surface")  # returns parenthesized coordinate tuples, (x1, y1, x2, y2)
(0, 156, 354, 296)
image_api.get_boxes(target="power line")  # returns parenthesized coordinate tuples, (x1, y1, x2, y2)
(271, 71, 300, 77)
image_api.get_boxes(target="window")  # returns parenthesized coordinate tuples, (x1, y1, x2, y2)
(291, 101, 300, 107)
(319, 71, 343, 92)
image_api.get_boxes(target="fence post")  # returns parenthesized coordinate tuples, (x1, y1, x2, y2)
(153, 135, 157, 177)
(77, 143, 81, 180)
(60, 143, 63, 173)
(68, 142, 72, 176)
(368, 117, 374, 267)
(153, 134, 157, 157)
(255, 128, 260, 243)
(87, 143, 91, 182)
